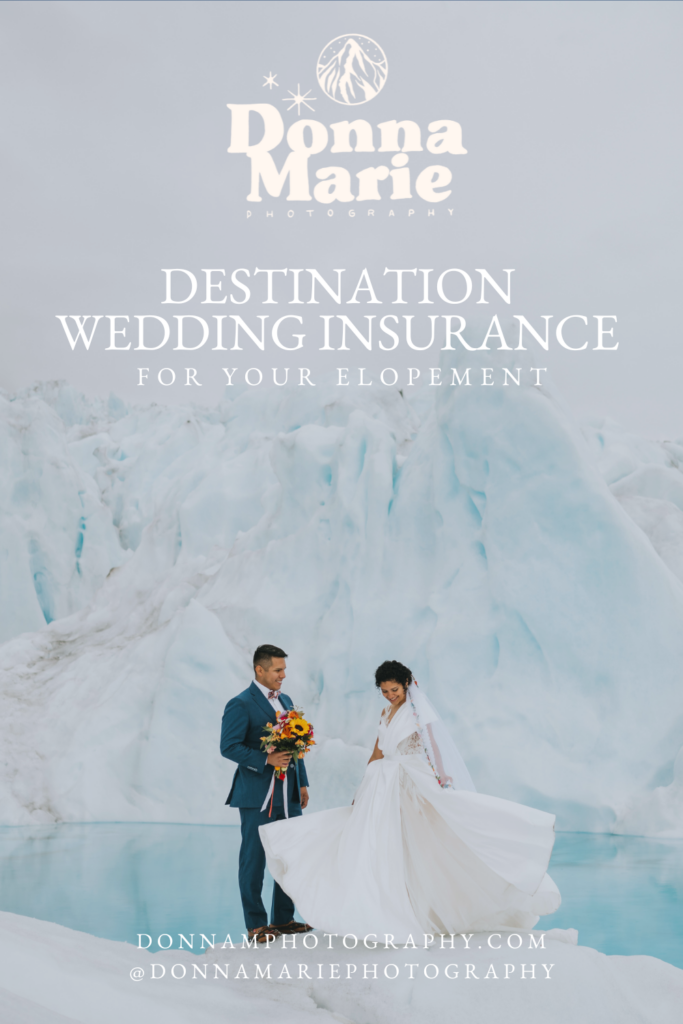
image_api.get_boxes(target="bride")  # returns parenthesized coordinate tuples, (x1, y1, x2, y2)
(259, 660, 561, 939)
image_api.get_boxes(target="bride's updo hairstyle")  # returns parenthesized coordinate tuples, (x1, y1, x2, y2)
(375, 660, 413, 691)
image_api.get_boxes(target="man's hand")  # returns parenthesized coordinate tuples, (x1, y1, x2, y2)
(299, 786, 309, 809)
(267, 751, 292, 769)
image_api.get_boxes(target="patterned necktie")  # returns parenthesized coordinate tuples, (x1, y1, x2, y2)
(267, 689, 280, 700)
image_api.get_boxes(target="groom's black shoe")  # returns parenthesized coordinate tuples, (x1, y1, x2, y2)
(272, 920, 313, 934)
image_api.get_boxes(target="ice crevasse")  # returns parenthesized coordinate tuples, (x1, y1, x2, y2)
(1, 356, 683, 837)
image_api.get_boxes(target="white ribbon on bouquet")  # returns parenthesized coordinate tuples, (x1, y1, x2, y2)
(261, 766, 289, 818)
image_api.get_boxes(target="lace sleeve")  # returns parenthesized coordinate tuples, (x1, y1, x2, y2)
(397, 730, 424, 756)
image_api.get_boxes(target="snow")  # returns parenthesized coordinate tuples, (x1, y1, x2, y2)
(2, 365, 683, 835)
(0, 912, 681, 1024)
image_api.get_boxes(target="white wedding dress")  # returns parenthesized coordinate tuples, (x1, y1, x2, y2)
(259, 699, 560, 939)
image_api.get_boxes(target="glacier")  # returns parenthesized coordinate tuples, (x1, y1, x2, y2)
(1, 364, 683, 836)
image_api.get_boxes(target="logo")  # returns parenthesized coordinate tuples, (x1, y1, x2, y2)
(316, 35, 388, 106)
(226, 33, 467, 205)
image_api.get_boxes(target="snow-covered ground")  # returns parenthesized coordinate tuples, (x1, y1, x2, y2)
(2, 359, 683, 835)
(0, 912, 681, 1024)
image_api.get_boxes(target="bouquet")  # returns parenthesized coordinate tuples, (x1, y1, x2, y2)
(260, 707, 315, 781)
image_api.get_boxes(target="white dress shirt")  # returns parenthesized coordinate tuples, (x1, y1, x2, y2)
(254, 679, 284, 714)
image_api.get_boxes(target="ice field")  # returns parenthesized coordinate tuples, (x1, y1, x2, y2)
(1, 359, 683, 837)
(2, 912, 683, 1024)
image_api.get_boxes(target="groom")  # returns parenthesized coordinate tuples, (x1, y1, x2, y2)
(220, 644, 310, 942)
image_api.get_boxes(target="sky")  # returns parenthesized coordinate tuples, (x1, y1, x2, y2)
(1, 0, 681, 436)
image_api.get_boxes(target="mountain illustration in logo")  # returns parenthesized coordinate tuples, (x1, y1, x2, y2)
(316, 35, 388, 106)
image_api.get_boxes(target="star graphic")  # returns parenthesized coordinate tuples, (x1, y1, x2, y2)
(263, 71, 279, 89)
(282, 85, 316, 114)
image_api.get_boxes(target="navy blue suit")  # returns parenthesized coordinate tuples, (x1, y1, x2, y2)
(220, 682, 309, 930)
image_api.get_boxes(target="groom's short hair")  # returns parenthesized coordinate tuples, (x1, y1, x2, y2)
(253, 644, 288, 669)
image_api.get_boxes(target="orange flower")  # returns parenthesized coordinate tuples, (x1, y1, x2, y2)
(260, 704, 315, 764)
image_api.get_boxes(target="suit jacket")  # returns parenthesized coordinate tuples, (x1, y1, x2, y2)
(220, 682, 310, 808)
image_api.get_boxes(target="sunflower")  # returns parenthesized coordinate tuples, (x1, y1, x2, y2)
(290, 719, 310, 736)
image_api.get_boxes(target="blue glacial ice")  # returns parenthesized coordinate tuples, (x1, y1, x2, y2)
(1, 366, 683, 837)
